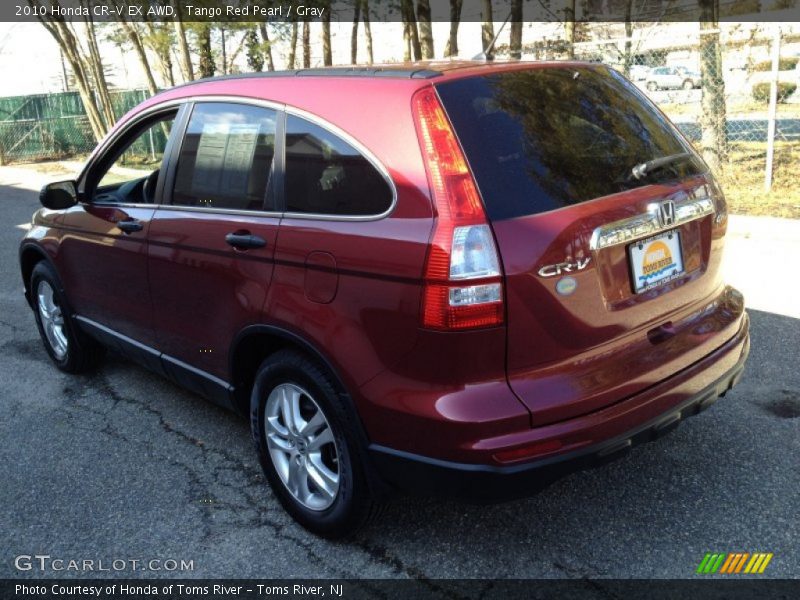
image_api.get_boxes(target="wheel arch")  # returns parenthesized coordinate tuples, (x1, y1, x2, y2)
(229, 324, 387, 495)
(19, 242, 56, 308)
(229, 325, 361, 428)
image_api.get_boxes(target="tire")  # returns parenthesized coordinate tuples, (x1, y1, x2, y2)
(647, 82, 658, 92)
(250, 350, 381, 538)
(30, 261, 104, 373)
(682, 79, 694, 90)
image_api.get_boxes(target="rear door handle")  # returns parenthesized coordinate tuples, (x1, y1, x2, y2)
(225, 231, 266, 250)
(117, 218, 143, 234)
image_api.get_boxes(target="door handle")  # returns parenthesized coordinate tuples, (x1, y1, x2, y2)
(117, 218, 143, 234)
(225, 231, 266, 250)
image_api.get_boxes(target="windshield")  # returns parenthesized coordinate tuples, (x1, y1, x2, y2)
(435, 65, 706, 220)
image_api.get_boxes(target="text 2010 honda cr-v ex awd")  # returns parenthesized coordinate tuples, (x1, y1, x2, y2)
(20, 62, 749, 537)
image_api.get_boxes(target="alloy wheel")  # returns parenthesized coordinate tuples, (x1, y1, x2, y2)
(37, 280, 68, 359)
(264, 383, 340, 511)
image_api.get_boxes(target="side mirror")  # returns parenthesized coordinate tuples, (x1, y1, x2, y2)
(40, 180, 78, 210)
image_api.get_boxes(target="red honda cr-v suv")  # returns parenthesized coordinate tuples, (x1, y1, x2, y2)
(20, 62, 749, 537)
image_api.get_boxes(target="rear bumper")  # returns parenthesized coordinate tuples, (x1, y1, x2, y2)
(368, 312, 750, 502)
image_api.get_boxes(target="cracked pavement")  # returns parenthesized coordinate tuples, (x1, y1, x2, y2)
(1, 169, 798, 580)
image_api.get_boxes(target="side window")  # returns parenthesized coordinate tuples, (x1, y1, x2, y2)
(94, 114, 175, 204)
(284, 114, 393, 216)
(172, 103, 278, 211)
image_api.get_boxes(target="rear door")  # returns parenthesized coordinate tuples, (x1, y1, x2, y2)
(147, 101, 282, 387)
(437, 65, 734, 425)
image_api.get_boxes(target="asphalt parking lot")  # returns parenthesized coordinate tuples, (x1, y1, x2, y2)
(1, 168, 798, 580)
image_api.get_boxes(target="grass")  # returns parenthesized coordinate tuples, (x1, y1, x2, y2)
(717, 142, 800, 218)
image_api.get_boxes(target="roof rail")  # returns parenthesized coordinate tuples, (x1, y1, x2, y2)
(157, 66, 442, 95)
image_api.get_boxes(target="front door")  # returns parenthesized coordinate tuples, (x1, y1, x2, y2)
(58, 108, 180, 346)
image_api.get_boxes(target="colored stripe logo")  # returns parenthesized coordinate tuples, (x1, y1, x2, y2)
(696, 552, 773, 574)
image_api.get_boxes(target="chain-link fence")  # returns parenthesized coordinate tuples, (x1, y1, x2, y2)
(0, 89, 151, 165)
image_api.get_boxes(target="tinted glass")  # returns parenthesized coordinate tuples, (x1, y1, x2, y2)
(284, 115, 392, 216)
(436, 66, 704, 220)
(173, 103, 277, 211)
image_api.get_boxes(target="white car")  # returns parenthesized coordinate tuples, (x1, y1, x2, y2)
(628, 65, 650, 82)
(646, 66, 701, 91)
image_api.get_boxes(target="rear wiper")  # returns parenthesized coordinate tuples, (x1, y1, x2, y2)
(631, 152, 692, 180)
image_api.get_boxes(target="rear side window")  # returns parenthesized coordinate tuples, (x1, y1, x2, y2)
(173, 102, 278, 211)
(284, 114, 393, 216)
(435, 66, 704, 220)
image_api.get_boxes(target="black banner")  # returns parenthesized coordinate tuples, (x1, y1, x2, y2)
(3, 579, 800, 600)
(4, 0, 800, 23)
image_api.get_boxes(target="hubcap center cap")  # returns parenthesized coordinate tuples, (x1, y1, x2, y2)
(295, 438, 308, 454)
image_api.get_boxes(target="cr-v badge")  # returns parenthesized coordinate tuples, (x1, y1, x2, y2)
(538, 257, 591, 278)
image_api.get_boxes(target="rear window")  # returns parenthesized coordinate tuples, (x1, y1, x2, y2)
(435, 66, 704, 220)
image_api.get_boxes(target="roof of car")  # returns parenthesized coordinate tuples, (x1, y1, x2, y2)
(159, 59, 603, 94)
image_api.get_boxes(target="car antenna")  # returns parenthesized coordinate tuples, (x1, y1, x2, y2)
(472, 11, 512, 61)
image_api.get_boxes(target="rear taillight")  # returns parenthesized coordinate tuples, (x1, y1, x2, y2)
(412, 87, 504, 330)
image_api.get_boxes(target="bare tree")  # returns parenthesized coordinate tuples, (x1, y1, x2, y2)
(351, 0, 361, 63)
(362, 0, 374, 64)
(141, 20, 176, 87)
(287, 20, 298, 69)
(401, 0, 422, 61)
(79, 2, 116, 127)
(510, 0, 523, 59)
(258, 23, 275, 71)
(444, 0, 462, 57)
(564, 0, 576, 59)
(302, 21, 311, 68)
(172, 1, 194, 81)
(416, 0, 434, 59)
(27, 0, 107, 140)
(699, 0, 728, 172)
(481, 0, 494, 59)
(322, 1, 332, 66)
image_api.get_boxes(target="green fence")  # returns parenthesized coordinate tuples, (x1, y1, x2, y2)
(0, 89, 151, 164)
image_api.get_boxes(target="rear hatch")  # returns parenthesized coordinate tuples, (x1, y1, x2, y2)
(437, 65, 737, 426)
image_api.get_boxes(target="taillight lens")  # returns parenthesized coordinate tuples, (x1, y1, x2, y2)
(413, 87, 504, 331)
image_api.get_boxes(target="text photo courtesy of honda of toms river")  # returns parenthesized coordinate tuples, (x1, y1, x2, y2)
(20, 61, 749, 537)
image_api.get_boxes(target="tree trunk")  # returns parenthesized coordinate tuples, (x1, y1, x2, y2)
(699, 0, 728, 173)
(416, 0, 434, 59)
(220, 27, 227, 74)
(362, 0, 374, 64)
(172, 0, 194, 81)
(481, 0, 494, 59)
(401, 0, 422, 61)
(444, 0, 462, 57)
(564, 0, 576, 59)
(351, 0, 361, 64)
(623, 1, 633, 77)
(80, 7, 116, 128)
(258, 23, 275, 71)
(322, 3, 332, 66)
(119, 20, 159, 96)
(29, 2, 107, 140)
(142, 20, 175, 87)
(288, 20, 298, 69)
(302, 21, 310, 68)
(510, 0, 523, 60)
